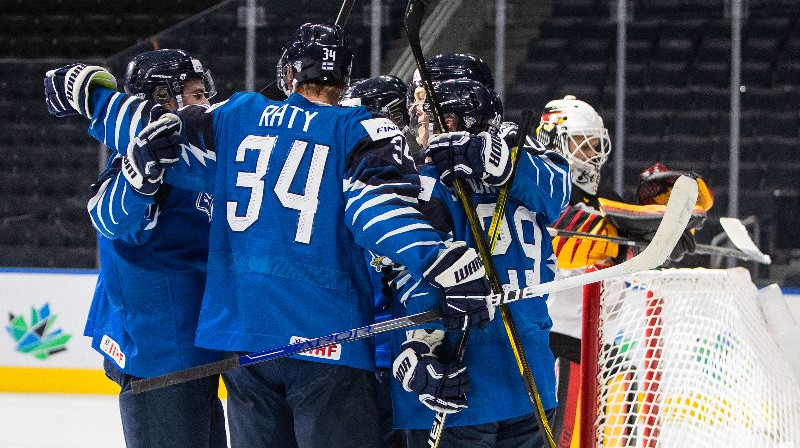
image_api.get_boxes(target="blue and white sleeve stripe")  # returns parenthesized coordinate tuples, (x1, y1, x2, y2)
(344, 141, 447, 278)
(510, 149, 571, 224)
(88, 88, 159, 155)
(87, 160, 155, 242)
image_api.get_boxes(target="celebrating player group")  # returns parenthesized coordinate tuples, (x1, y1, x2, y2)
(42, 4, 707, 447)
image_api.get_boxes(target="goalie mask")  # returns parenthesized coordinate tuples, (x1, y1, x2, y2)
(536, 95, 611, 195)
(124, 49, 216, 108)
(277, 23, 353, 97)
(340, 75, 409, 129)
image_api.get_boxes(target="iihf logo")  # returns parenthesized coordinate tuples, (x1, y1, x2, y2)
(195, 192, 213, 221)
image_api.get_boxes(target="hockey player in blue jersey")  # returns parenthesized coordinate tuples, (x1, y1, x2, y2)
(341, 74, 412, 448)
(45, 50, 226, 448)
(43, 23, 496, 448)
(391, 78, 570, 447)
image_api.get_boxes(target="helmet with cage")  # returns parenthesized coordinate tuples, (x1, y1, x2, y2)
(536, 95, 611, 194)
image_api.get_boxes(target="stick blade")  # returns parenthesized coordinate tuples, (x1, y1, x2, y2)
(719, 217, 771, 264)
(625, 175, 698, 272)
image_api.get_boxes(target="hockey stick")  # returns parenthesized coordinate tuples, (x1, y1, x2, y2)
(402, 2, 554, 445)
(131, 177, 696, 395)
(429, 110, 537, 448)
(259, 0, 357, 99)
(547, 226, 770, 264)
(719, 217, 771, 264)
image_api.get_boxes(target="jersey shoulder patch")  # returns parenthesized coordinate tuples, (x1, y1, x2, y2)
(359, 116, 402, 141)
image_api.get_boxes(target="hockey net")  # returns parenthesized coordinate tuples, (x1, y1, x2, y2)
(580, 267, 800, 448)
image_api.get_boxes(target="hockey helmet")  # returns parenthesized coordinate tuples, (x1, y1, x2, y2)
(124, 49, 216, 107)
(431, 78, 503, 134)
(407, 53, 495, 112)
(277, 23, 353, 96)
(341, 75, 409, 128)
(536, 95, 611, 195)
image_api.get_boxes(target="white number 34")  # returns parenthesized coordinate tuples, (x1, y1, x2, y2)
(226, 134, 329, 244)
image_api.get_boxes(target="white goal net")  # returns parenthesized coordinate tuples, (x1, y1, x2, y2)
(586, 267, 800, 448)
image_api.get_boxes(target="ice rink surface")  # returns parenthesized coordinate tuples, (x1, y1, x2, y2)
(0, 393, 124, 447)
(0, 393, 229, 448)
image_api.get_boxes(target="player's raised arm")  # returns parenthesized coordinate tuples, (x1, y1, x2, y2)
(509, 140, 572, 224)
(342, 108, 449, 275)
(43, 52, 219, 193)
(342, 103, 492, 332)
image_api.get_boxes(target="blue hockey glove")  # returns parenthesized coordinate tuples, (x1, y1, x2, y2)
(392, 329, 469, 414)
(424, 242, 494, 331)
(122, 114, 183, 195)
(428, 130, 512, 187)
(44, 64, 116, 118)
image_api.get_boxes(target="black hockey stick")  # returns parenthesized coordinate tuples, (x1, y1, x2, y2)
(403, 2, 557, 446)
(259, 0, 357, 99)
(433, 110, 538, 448)
(130, 177, 696, 395)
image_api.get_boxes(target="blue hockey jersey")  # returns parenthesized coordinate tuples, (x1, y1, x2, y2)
(391, 148, 571, 428)
(86, 89, 453, 372)
(81, 88, 220, 378)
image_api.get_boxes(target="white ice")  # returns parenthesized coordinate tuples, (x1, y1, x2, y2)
(0, 393, 229, 448)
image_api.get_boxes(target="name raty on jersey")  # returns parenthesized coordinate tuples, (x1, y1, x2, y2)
(391, 148, 571, 428)
(84, 87, 448, 371)
(163, 92, 448, 371)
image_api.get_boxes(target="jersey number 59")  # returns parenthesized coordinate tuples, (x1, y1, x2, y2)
(226, 134, 329, 244)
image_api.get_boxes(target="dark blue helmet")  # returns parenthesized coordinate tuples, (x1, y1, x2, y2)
(432, 78, 503, 134)
(407, 53, 501, 129)
(428, 53, 494, 89)
(124, 49, 215, 104)
(341, 75, 409, 128)
(277, 23, 353, 96)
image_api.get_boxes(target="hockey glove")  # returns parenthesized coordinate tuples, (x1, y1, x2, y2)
(122, 114, 183, 196)
(667, 229, 696, 263)
(424, 241, 494, 331)
(392, 329, 469, 414)
(428, 131, 512, 187)
(44, 64, 117, 118)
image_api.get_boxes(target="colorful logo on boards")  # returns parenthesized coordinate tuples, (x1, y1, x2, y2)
(5, 303, 71, 360)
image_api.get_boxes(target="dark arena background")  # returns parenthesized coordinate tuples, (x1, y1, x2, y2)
(2, 0, 799, 284)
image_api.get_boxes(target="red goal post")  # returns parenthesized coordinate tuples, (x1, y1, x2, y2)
(579, 267, 800, 448)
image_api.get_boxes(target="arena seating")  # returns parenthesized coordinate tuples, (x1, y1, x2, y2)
(509, 0, 800, 254)
(0, 0, 374, 267)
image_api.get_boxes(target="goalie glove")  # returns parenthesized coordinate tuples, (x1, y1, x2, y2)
(122, 114, 183, 196)
(424, 241, 494, 331)
(392, 329, 470, 414)
(44, 64, 117, 118)
(428, 130, 512, 187)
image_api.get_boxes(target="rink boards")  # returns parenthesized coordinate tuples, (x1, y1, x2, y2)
(1, 269, 798, 395)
